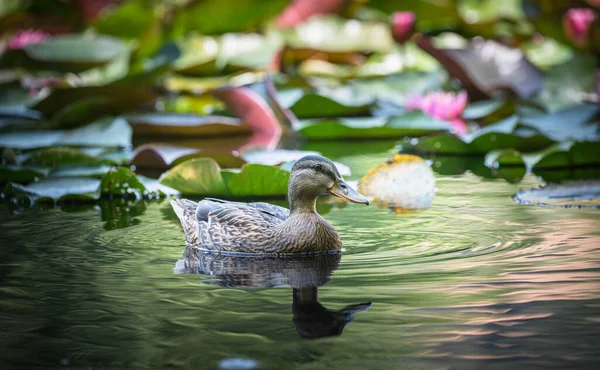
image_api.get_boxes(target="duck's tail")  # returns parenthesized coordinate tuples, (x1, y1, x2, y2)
(170, 199, 199, 244)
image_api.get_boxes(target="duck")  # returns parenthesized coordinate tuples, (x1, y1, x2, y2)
(171, 155, 369, 255)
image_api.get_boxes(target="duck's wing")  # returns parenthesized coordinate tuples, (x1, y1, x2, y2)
(204, 197, 289, 220)
(204, 201, 284, 252)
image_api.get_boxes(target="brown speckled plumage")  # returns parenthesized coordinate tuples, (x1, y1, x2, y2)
(171, 155, 369, 254)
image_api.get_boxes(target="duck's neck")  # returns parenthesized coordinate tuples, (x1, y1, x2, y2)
(287, 178, 320, 215)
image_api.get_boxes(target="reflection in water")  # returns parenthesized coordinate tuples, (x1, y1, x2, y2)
(176, 252, 371, 339)
(1, 170, 600, 369)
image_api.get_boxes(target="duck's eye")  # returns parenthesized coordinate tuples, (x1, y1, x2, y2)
(313, 164, 323, 172)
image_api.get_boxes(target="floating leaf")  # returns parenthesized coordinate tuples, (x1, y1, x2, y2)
(21, 147, 111, 167)
(222, 164, 290, 197)
(125, 113, 250, 137)
(3, 177, 101, 202)
(49, 165, 112, 178)
(288, 91, 373, 118)
(296, 111, 451, 140)
(404, 115, 554, 154)
(172, 0, 288, 35)
(159, 157, 292, 197)
(520, 104, 600, 142)
(34, 83, 157, 128)
(130, 144, 246, 170)
(0, 117, 131, 149)
(514, 180, 600, 208)
(23, 34, 128, 72)
(159, 158, 229, 196)
(0, 165, 50, 184)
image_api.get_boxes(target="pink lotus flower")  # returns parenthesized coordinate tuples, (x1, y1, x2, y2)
(562, 8, 597, 48)
(406, 90, 468, 134)
(7, 29, 49, 50)
(391, 11, 416, 44)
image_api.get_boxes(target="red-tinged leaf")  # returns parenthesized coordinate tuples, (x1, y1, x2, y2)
(265, 74, 297, 134)
(416, 37, 543, 101)
(275, 0, 348, 28)
(212, 86, 285, 152)
(129, 143, 246, 170)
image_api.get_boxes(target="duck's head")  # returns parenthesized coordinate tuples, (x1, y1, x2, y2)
(288, 155, 369, 212)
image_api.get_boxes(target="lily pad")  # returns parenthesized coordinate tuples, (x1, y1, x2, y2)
(295, 111, 452, 140)
(34, 83, 158, 128)
(21, 147, 112, 167)
(2, 166, 176, 203)
(514, 181, 600, 209)
(0, 165, 50, 184)
(172, 0, 288, 35)
(404, 115, 554, 154)
(23, 34, 128, 72)
(159, 157, 291, 197)
(0, 117, 132, 149)
(222, 164, 289, 197)
(125, 113, 250, 137)
(159, 158, 229, 196)
(129, 144, 246, 170)
(288, 91, 374, 118)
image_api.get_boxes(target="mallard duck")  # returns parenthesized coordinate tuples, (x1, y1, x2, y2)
(171, 155, 369, 254)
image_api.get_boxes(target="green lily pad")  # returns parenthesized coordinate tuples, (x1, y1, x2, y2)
(289, 92, 373, 118)
(23, 34, 128, 72)
(125, 113, 250, 137)
(49, 165, 112, 178)
(21, 147, 112, 167)
(33, 76, 159, 128)
(159, 157, 229, 196)
(0, 165, 50, 184)
(404, 115, 554, 154)
(3, 177, 102, 202)
(2, 166, 176, 203)
(0, 117, 131, 149)
(520, 104, 600, 142)
(296, 111, 451, 140)
(172, 0, 288, 35)
(159, 157, 291, 197)
(222, 164, 289, 197)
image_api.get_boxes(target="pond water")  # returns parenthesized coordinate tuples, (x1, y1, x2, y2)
(1, 141, 599, 370)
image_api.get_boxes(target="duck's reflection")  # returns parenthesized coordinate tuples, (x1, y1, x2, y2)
(175, 252, 371, 339)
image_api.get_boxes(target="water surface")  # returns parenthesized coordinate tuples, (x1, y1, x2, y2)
(1, 144, 599, 369)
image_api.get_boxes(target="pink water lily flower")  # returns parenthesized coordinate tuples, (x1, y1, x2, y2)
(7, 29, 49, 50)
(406, 90, 468, 134)
(562, 8, 597, 48)
(391, 11, 416, 44)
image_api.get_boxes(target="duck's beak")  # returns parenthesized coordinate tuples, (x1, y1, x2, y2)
(328, 180, 370, 205)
